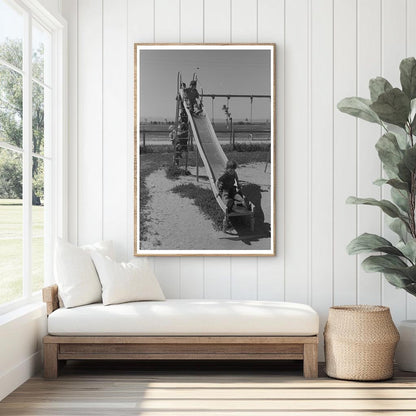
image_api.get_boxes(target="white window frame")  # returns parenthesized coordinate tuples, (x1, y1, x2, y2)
(0, 0, 67, 315)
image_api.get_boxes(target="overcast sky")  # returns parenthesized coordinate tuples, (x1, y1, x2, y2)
(139, 49, 272, 122)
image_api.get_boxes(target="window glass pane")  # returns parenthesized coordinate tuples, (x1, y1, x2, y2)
(32, 20, 51, 85)
(0, 147, 23, 305)
(32, 81, 47, 155)
(0, 0, 24, 70)
(0, 65, 23, 148)
(32, 156, 43, 293)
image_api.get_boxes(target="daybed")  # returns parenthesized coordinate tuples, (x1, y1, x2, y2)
(42, 285, 320, 379)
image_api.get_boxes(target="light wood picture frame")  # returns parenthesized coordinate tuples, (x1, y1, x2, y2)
(134, 44, 276, 256)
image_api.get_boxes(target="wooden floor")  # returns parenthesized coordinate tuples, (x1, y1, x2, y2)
(1, 360, 416, 415)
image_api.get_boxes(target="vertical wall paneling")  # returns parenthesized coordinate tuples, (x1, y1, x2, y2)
(154, 0, 180, 43)
(180, 0, 204, 43)
(204, 257, 231, 298)
(204, 0, 231, 42)
(179, 0, 205, 298)
(102, 0, 128, 260)
(406, 0, 416, 319)
(229, 0, 258, 299)
(61, 0, 77, 245)
(333, 0, 357, 305)
(152, 0, 182, 296)
(230, 0, 257, 42)
(203, 0, 232, 298)
(154, 258, 181, 298)
(381, 0, 407, 322)
(284, 0, 309, 303)
(257, 0, 285, 301)
(310, 0, 333, 357)
(356, 0, 382, 305)
(77, 0, 103, 245)
(127, 0, 154, 259)
(180, 258, 204, 298)
(231, 257, 258, 299)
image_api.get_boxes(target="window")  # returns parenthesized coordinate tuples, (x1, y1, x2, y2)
(0, 0, 66, 312)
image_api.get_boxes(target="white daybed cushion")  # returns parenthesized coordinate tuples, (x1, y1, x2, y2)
(55, 239, 114, 308)
(90, 253, 165, 305)
(48, 299, 319, 336)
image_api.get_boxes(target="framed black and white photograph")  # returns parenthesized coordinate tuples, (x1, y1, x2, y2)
(134, 44, 275, 256)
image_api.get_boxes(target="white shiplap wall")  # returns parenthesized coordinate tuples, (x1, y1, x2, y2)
(61, 0, 416, 355)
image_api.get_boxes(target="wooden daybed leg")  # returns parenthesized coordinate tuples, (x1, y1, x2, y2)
(303, 343, 318, 379)
(44, 343, 59, 379)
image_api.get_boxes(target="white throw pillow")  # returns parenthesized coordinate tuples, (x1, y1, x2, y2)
(55, 239, 114, 308)
(81, 240, 115, 259)
(90, 252, 165, 306)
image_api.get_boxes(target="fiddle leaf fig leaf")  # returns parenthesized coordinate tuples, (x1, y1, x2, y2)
(391, 187, 409, 213)
(373, 178, 388, 186)
(370, 88, 410, 128)
(395, 130, 409, 150)
(403, 146, 416, 172)
(346, 196, 406, 219)
(410, 98, 416, 124)
(362, 254, 408, 272)
(397, 240, 416, 264)
(369, 77, 393, 102)
(383, 271, 412, 288)
(361, 255, 416, 288)
(337, 97, 382, 125)
(398, 161, 412, 185)
(387, 178, 410, 191)
(389, 217, 410, 242)
(375, 132, 404, 173)
(347, 233, 403, 256)
(400, 57, 416, 100)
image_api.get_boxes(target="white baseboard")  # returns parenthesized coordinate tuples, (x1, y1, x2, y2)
(0, 350, 42, 401)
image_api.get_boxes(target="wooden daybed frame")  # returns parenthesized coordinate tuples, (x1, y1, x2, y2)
(42, 285, 319, 379)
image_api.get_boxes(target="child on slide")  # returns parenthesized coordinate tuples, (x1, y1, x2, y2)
(184, 80, 202, 114)
(217, 160, 247, 230)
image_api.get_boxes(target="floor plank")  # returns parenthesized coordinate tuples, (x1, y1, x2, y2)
(1, 361, 416, 415)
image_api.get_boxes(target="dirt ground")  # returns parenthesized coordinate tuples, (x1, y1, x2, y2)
(140, 162, 272, 251)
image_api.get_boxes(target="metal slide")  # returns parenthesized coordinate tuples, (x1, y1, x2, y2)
(179, 88, 254, 224)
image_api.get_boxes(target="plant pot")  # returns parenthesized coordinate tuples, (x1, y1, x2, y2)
(395, 320, 416, 372)
(324, 305, 400, 381)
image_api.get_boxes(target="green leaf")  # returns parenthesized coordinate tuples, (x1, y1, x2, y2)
(346, 196, 406, 219)
(383, 272, 412, 288)
(402, 265, 416, 282)
(391, 187, 409, 213)
(375, 132, 404, 173)
(398, 161, 412, 185)
(400, 57, 416, 100)
(362, 254, 408, 272)
(369, 77, 393, 102)
(397, 240, 416, 263)
(395, 130, 410, 150)
(361, 255, 415, 288)
(403, 146, 416, 172)
(373, 178, 388, 186)
(373, 177, 409, 191)
(389, 217, 409, 241)
(347, 233, 403, 256)
(370, 88, 410, 128)
(410, 98, 416, 124)
(404, 283, 416, 296)
(386, 179, 410, 191)
(337, 97, 382, 125)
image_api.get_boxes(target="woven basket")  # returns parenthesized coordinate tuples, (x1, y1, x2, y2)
(324, 305, 399, 381)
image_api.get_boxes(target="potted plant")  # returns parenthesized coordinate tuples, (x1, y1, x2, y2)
(338, 57, 416, 372)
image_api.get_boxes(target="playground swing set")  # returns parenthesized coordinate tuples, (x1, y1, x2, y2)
(172, 72, 271, 233)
